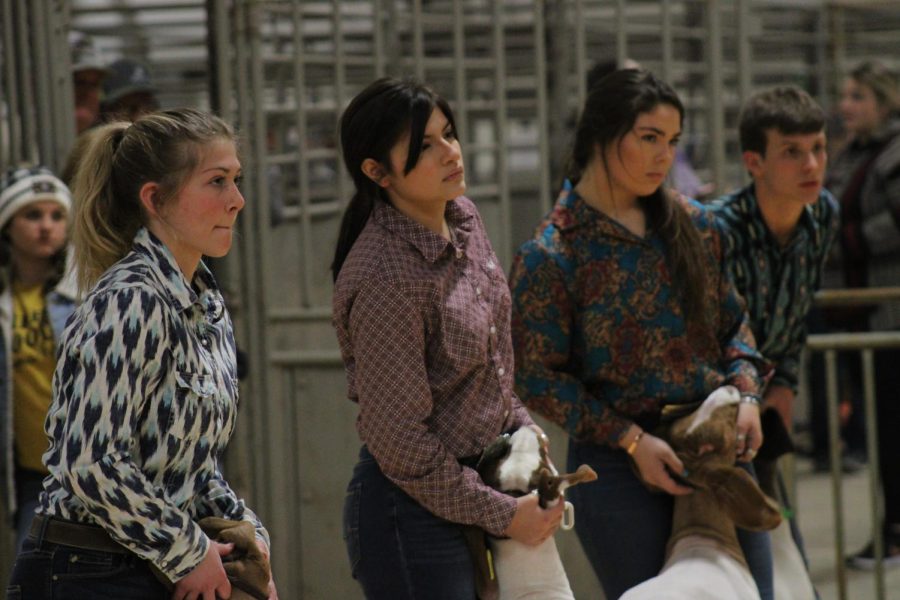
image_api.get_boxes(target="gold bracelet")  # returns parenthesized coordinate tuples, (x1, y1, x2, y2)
(626, 431, 645, 456)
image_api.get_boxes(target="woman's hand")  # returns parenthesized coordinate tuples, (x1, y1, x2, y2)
(630, 433, 693, 496)
(172, 541, 233, 600)
(503, 492, 565, 546)
(735, 401, 763, 462)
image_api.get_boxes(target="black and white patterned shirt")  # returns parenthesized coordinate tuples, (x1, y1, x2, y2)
(40, 228, 267, 582)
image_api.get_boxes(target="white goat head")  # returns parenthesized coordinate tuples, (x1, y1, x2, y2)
(477, 428, 597, 507)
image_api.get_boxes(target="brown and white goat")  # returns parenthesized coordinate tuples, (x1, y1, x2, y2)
(621, 386, 782, 600)
(477, 427, 597, 600)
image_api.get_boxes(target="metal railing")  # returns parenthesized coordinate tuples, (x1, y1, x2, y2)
(805, 287, 900, 600)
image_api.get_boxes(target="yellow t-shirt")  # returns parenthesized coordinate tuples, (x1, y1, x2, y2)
(12, 282, 56, 474)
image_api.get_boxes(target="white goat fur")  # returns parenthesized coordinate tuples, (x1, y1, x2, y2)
(490, 428, 575, 600)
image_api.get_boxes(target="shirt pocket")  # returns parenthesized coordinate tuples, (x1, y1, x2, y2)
(164, 370, 222, 490)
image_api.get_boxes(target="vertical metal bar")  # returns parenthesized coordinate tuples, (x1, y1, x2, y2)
(383, 0, 399, 77)
(240, 0, 275, 553)
(412, 0, 424, 79)
(452, 0, 467, 144)
(43, 0, 64, 169)
(297, 2, 316, 309)
(615, 0, 627, 65)
(373, 0, 385, 77)
(660, 0, 673, 83)
(862, 349, 886, 599)
(574, 0, 587, 105)
(736, 0, 752, 107)
(813, 5, 829, 110)
(332, 0, 347, 257)
(0, 0, 20, 166)
(533, 0, 550, 214)
(16, 1, 37, 162)
(492, 0, 511, 264)
(210, 0, 234, 123)
(290, 1, 309, 202)
(825, 349, 848, 599)
(705, 0, 726, 193)
(284, 366, 305, 588)
(831, 7, 847, 99)
(55, 0, 75, 168)
(31, 0, 53, 165)
(548, 1, 569, 188)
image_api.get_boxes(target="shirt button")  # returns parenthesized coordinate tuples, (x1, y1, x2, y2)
(455, 248, 464, 259)
(504, 409, 510, 419)
(490, 325, 497, 335)
(497, 367, 505, 376)
(476, 286, 482, 296)
(202, 337, 211, 347)
(487, 261, 495, 270)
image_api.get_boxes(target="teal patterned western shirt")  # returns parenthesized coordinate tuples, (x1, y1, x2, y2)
(710, 185, 839, 391)
(509, 189, 769, 447)
(40, 228, 268, 582)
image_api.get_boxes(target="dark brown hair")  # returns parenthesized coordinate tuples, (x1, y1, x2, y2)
(569, 69, 710, 329)
(331, 77, 457, 282)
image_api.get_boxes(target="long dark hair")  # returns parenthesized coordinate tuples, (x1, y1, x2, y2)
(331, 77, 457, 282)
(569, 69, 710, 329)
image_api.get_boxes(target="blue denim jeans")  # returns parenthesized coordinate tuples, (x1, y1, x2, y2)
(343, 446, 477, 600)
(567, 439, 774, 600)
(5, 517, 168, 600)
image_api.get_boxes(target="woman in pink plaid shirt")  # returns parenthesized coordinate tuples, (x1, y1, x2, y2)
(331, 77, 564, 599)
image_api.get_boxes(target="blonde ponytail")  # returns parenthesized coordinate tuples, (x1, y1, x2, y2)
(71, 123, 143, 294)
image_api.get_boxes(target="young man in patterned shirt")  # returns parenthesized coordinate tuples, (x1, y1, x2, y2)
(710, 87, 839, 579)
(710, 86, 839, 433)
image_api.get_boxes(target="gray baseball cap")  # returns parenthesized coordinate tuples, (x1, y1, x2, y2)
(103, 58, 157, 104)
(69, 31, 110, 74)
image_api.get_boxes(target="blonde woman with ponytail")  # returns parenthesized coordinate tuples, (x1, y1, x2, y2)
(7, 108, 277, 600)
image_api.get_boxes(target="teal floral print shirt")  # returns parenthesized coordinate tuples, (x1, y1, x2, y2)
(509, 189, 769, 447)
(710, 184, 839, 392)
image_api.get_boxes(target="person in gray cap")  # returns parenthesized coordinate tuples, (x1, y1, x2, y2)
(70, 31, 110, 133)
(0, 165, 77, 552)
(101, 58, 160, 123)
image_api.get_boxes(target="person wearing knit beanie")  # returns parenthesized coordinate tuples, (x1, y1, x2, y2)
(0, 164, 77, 553)
(0, 166, 72, 231)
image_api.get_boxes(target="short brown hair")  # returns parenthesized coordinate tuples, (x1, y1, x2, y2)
(739, 86, 825, 155)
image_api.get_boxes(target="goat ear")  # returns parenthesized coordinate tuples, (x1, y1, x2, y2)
(705, 465, 782, 531)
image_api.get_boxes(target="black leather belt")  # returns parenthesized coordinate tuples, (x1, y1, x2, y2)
(29, 514, 130, 554)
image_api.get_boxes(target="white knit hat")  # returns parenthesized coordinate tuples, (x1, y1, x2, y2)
(0, 166, 72, 232)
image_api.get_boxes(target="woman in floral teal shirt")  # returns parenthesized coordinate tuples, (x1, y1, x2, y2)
(509, 69, 773, 599)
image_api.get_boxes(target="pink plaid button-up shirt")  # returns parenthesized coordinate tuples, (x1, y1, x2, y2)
(333, 196, 532, 535)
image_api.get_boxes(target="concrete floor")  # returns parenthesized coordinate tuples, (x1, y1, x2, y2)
(794, 456, 900, 600)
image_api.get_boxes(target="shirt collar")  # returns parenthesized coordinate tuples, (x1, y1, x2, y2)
(548, 185, 645, 243)
(132, 227, 222, 317)
(738, 184, 816, 249)
(372, 196, 475, 263)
